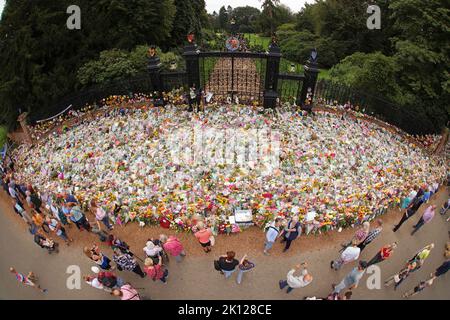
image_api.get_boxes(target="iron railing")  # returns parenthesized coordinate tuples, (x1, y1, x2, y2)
(314, 79, 437, 134)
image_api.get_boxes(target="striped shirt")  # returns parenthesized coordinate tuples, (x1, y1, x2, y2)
(362, 228, 382, 245)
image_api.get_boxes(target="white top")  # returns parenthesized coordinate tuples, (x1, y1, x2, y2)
(341, 246, 360, 263)
(286, 269, 312, 288)
(266, 224, 279, 243)
(143, 241, 162, 257)
(86, 277, 104, 290)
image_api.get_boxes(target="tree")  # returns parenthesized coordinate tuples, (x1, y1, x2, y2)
(260, 0, 280, 35)
(170, 0, 207, 47)
(77, 46, 184, 86)
(231, 6, 261, 33)
(389, 0, 449, 132)
(0, 0, 177, 127)
(218, 6, 228, 31)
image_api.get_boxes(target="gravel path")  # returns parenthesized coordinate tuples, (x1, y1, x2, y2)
(0, 187, 448, 300)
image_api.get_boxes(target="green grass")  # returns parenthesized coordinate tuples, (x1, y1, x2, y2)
(243, 33, 271, 50)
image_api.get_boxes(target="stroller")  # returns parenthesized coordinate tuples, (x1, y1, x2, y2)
(34, 234, 59, 254)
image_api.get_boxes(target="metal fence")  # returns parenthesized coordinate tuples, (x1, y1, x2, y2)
(314, 79, 435, 134)
(277, 73, 305, 105)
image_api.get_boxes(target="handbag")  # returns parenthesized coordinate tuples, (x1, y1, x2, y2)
(209, 235, 215, 246)
(213, 260, 221, 271)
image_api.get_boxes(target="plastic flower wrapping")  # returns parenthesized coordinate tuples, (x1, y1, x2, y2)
(12, 94, 447, 235)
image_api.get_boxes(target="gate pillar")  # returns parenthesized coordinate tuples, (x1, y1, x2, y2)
(147, 46, 163, 93)
(299, 49, 320, 107)
(264, 41, 281, 109)
(183, 41, 200, 90)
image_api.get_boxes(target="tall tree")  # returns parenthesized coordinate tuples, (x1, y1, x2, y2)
(389, 0, 449, 131)
(0, 0, 176, 127)
(218, 6, 228, 31)
(260, 0, 280, 35)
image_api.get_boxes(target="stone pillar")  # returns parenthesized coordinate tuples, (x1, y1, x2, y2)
(17, 112, 33, 144)
(299, 49, 320, 107)
(263, 41, 281, 109)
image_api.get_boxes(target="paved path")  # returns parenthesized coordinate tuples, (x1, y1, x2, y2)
(0, 188, 449, 300)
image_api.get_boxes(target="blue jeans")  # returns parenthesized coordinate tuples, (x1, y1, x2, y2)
(101, 216, 113, 230)
(222, 269, 236, 279)
(236, 269, 251, 284)
(279, 280, 294, 293)
(264, 241, 274, 251)
(411, 217, 425, 235)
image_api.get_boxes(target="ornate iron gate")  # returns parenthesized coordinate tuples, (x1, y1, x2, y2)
(198, 52, 267, 105)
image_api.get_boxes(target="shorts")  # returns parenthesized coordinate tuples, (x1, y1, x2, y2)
(200, 241, 211, 247)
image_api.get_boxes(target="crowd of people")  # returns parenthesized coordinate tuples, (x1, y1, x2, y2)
(2, 94, 449, 300)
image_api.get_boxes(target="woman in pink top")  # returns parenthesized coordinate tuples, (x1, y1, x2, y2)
(194, 221, 213, 253)
(90, 199, 113, 231)
(112, 284, 140, 300)
(160, 234, 186, 262)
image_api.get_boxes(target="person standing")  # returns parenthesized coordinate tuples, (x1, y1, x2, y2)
(367, 242, 397, 267)
(280, 216, 301, 252)
(9, 267, 47, 293)
(159, 234, 186, 262)
(402, 273, 437, 298)
(12, 198, 31, 223)
(31, 210, 49, 234)
(67, 203, 91, 231)
(393, 188, 424, 232)
(144, 256, 169, 283)
(90, 199, 113, 231)
(332, 261, 368, 294)
(411, 205, 436, 235)
(408, 243, 434, 268)
(340, 222, 370, 253)
(384, 263, 416, 290)
(279, 262, 313, 294)
(143, 240, 163, 264)
(264, 218, 281, 255)
(194, 221, 213, 253)
(97, 271, 125, 290)
(217, 251, 240, 279)
(112, 248, 146, 278)
(331, 240, 360, 270)
(434, 259, 449, 278)
(236, 254, 255, 285)
(45, 216, 73, 245)
(358, 219, 383, 252)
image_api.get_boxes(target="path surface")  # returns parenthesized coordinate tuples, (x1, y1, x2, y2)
(0, 188, 449, 300)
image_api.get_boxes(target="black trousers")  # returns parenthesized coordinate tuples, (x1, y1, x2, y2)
(281, 235, 294, 250)
(133, 264, 146, 278)
(393, 209, 415, 232)
(367, 252, 384, 266)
